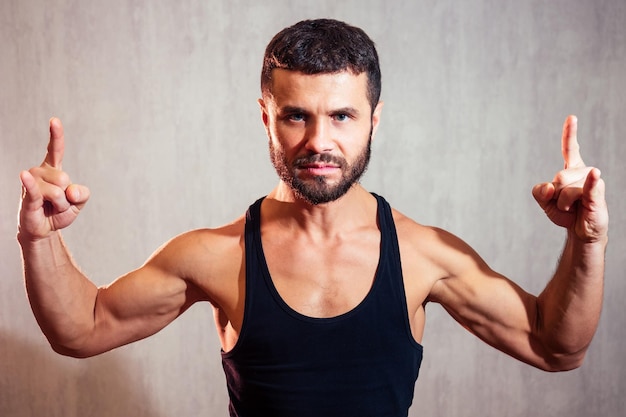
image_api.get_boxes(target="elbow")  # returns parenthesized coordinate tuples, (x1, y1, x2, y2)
(531, 304, 595, 372)
(542, 356, 585, 372)
(537, 345, 589, 372)
(49, 341, 95, 358)
(47, 334, 101, 359)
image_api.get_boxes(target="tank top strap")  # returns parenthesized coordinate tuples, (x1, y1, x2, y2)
(372, 192, 402, 284)
(236, 195, 266, 350)
(371, 192, 418, 348)
(372, 192, 399, 259)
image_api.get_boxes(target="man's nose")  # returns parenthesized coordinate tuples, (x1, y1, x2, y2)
(304, 118, 335, 154)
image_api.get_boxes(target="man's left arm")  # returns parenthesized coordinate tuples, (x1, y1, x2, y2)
(427, 115, 608, 371)
(531, 115, 608, 369)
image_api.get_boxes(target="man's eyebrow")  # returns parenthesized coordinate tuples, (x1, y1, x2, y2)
(279, 105, 308, 115)
(332, 106, 360, 116)
(278, 105, 361, 116)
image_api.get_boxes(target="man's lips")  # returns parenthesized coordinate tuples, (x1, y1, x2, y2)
(297, 163, 340, 175)
(293, 154, 344, 176)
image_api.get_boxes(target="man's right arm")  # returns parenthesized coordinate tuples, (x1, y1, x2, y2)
(17, 118, 205, 357)
(18, 230, 204, 357)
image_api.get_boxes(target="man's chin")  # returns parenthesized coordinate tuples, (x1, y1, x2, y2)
(292, 181, 355, 205)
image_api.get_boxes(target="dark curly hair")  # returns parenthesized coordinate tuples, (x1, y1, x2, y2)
(261, 19, 382, 112)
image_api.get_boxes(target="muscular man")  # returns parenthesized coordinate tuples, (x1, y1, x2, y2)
(17, 19, 608, 417)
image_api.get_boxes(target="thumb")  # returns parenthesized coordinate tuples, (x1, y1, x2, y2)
(583, 168, 603, 199)
(65, 183, 90, 209)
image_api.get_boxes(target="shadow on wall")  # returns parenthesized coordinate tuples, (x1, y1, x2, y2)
(0, 331, 165, 417)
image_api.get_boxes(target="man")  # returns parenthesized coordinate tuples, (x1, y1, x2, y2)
(17, 19, 608, 417)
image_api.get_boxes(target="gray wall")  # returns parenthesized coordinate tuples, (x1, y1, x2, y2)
(1, 1, 624, 416)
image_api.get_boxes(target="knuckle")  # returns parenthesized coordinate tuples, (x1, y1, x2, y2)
(28, 166, 44, 178)
(553, 171, 568, 184)
(57, 171, 71, 186)
(48, 186, 66, 201)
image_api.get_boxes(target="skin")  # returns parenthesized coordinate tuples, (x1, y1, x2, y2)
(18, 69, 608, 372)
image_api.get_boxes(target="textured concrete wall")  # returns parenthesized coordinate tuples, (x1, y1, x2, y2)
(1, 1, 624, 416)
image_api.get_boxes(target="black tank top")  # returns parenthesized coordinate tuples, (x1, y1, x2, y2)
(221, 194, 423, 417)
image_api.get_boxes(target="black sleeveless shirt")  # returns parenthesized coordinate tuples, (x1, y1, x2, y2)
(221, 194, 423, 416)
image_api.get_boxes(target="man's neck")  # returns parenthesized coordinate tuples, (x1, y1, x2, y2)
(263, 182, 377, 238)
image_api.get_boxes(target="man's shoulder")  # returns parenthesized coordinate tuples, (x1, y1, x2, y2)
(387, 204, 460, 257)
(387, 204, 429, 234)
(388, 203, 485, 283)
(150, 214, 248, 292)
(159, 214, 247, 261)
(185, 214, 247, 244)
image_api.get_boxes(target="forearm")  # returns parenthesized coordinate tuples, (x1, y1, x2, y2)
(19, 231, 99, 353)
(536, 230, 607, 366)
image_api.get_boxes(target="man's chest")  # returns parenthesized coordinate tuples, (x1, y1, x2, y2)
(262, 233, 381, 318)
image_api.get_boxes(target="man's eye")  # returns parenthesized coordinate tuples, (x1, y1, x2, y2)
(333, 113, 349, 122)
(288, 114, 305, 122)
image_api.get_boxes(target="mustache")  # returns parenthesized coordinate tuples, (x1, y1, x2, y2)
(293, 153, 346, 168)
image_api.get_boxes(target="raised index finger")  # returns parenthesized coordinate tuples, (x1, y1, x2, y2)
(561, 115, 585, 169)
(43, 117, 65, 169)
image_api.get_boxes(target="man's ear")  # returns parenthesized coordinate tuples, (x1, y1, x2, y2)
(258, 98, 270, 132)
(371, 101, 384, 140)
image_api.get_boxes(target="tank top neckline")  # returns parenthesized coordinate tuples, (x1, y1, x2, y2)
(252, 194, 388, 324)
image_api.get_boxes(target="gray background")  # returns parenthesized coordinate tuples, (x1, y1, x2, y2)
(1, 1, 624, 416)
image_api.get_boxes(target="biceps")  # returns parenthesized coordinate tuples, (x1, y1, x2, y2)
(434, 272, 538, 338)
(92, 265, 192, 349)
(422, 229, 552, 366)
(431, 268, 551, 369)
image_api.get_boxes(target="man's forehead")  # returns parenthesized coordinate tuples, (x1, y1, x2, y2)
(266, 69, 370, 106)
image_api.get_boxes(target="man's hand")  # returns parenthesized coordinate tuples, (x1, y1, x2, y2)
(18, 118, 90, 242)
(532, 115, 608, 243)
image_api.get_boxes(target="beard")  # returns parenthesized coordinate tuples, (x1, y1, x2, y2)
(269, 134, 372, 205)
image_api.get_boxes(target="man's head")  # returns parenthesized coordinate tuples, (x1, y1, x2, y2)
(261, 19, 381, 113)
(259, 20, 383, 205)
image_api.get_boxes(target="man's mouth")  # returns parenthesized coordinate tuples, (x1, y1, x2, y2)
(297, 163, 340, 176)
